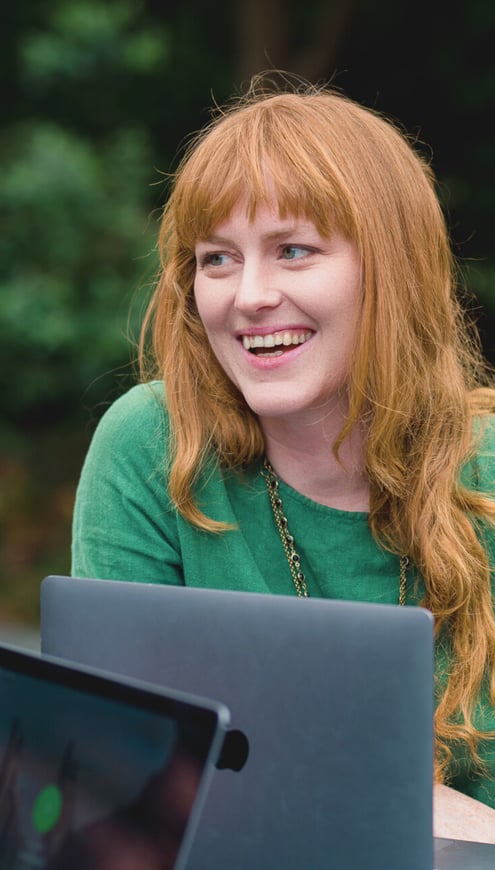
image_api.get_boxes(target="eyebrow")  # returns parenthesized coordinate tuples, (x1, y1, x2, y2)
(197, 224, 318, 246)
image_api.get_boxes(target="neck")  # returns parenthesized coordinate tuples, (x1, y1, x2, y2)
(260, 413, 369, 512)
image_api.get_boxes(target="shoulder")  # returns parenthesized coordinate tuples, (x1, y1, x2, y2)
(80, 381, 171, 482)
(470, 414, 495, 494)
(72, 382, 182, 581)
(476, 414, 495, 447)
(97, 380, 168, 428)
(91, 381, 169, 447)
(76, 381, 173, 514)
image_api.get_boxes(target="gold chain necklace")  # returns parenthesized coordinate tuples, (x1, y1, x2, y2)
(261, 458, 409, 604)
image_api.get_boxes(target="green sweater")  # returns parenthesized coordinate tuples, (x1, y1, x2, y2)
(72, 381, 495, 807)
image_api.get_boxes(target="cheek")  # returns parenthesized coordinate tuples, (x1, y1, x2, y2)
(192, 278, 206, 321)
(341, 268, 363, 327)
(341, 297, 363, 371)
(193, 280, 221, 334)
(193, 289, 230, 370)
(345, 290, 363, 333)
(328, 283, 362, 366)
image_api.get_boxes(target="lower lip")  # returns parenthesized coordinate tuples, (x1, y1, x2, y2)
(241, 338, 313, 369)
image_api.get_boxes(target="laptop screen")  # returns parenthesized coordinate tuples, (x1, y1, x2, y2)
(0, 644, 228, 870)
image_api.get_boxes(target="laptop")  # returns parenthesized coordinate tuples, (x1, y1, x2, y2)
(433, 838, 495, 870)
(41, 576, 437, 869)
(0, 640, 229, 870)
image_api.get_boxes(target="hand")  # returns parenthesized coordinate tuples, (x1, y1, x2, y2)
(434, 784, 495, 844)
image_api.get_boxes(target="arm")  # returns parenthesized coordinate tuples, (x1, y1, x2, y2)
(72, 383, 184, 585)
(434, 784, 495, 844)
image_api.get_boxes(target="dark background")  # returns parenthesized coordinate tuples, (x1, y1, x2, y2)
(1, 0, 494, 626)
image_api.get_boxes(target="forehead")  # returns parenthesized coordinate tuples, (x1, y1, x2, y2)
(173, 136, 357, 252)
(202, 196, 321, 238)
(172, 95, 377, 250)
(190, 183, 341, 249)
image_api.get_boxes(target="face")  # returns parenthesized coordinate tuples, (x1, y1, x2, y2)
(193, 200, 362, 431)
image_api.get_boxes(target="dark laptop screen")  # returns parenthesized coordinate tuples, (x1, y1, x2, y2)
(0, 645, 226, 870)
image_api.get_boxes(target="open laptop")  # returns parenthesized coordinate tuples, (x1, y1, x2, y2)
(0, 640, 229, 869)
(41, 575, 436, 869)
(433, 838, 495, 870)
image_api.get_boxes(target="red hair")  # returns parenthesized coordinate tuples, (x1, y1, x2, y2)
(140, 78, 495, 781)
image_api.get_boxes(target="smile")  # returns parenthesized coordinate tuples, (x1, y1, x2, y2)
(241, 330, 313, 357)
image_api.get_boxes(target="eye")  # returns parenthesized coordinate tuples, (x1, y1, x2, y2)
(280, 245, 309, 261)
(201, 252, 233, 267)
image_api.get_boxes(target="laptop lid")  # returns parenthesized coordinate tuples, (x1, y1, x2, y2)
(41, 575, 434, 870)
(434, 838, 495, 870)
(0, 641, 229, 870)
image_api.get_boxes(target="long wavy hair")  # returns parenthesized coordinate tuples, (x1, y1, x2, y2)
(140, 74, 495, 782)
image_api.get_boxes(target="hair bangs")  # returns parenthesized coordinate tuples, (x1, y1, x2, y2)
(171, 96, 357, 251)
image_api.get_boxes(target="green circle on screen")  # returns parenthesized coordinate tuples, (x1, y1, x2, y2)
(32, 784, 63, 833)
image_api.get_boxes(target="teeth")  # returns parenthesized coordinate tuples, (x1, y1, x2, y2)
(242, 331, 312, 351)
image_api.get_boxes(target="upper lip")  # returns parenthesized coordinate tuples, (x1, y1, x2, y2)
(235, 326, 314, 338)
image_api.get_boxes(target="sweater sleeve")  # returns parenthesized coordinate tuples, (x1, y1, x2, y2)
(71, 382, 184, 585)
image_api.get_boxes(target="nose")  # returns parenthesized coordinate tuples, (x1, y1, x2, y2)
(234, 259, 282, 315)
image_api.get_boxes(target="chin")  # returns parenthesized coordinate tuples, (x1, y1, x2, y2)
(244, 397, 312, 419)
(241, 386, 347, 426)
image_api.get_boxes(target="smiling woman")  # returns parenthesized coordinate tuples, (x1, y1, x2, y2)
(72, 73, 495, 837)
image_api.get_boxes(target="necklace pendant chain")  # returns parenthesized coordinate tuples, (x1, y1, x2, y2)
(261, 459, 309, 598)
(399, 554, 409, 606)
(261, 458, 408, 604)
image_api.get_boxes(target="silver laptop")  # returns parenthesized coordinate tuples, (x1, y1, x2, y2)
(434, 838, 495, 870)
(41, 575, 438, 869)
(0, 640, 229, 869)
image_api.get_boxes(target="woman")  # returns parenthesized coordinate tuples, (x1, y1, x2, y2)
(72, 75, 495, 839)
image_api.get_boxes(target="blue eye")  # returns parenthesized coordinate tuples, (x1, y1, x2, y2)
(204, 252, 231, 266)
(281, 245, 308, 260)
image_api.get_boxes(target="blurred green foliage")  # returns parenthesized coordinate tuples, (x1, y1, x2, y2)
(0, 0, 168, 618)
(0, 122, 156, 420)
(0, 0, 167, 424)
(1, 0, 494, 623)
